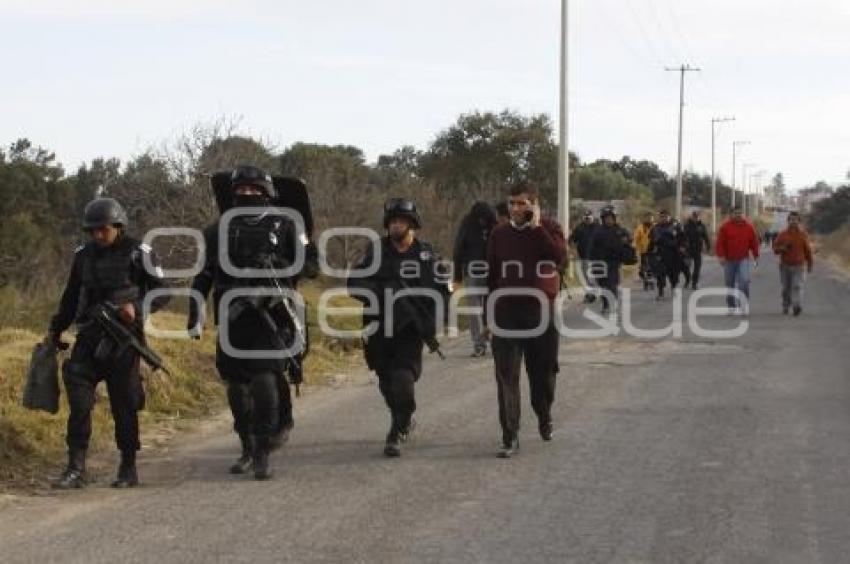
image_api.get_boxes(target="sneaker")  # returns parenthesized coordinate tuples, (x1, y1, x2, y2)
(471, 346, 486, 358)
(497, 437, 519, 458)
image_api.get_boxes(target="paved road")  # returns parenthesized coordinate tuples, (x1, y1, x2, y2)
(2, 253, 849, 563)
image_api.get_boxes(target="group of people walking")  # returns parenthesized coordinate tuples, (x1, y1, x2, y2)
(44, 167, 816, 487)
(566, 205, 814, 317)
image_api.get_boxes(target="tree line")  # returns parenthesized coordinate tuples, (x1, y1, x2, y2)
(0, 109, 743, 297)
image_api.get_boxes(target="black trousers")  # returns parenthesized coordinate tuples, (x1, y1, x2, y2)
(369, 332, 423, 432)
(62, 331, 143, 453)
(596, 260, 621, 309)
(223, 370, 284, 439)
(654, 252, 682, 293)
(491, 320, 558, 442)
(689, 253, 703, 286)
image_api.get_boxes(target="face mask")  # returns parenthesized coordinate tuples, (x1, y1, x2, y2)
(232, 194, 268, 208)
(390, 227, 410, 243)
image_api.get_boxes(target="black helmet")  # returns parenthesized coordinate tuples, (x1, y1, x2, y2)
(383, 198, 421, 229)
(230, 165, 273, 196)
(599, 205, 617, 220)
(82, 198, 128, 230)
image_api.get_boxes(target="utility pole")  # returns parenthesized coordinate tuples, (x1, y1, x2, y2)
(711, 116, 735, 234)
(742, 163, 756, 217)
(666, 64, 701, 220)
(557, 0, 570, 237)
(732, 140, 750, 209)
(752, 170, 766, 216)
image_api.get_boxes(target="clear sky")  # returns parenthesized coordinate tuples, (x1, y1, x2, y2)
(2, 0, 848, 191)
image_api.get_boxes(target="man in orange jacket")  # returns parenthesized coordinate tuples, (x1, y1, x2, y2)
(772, 211, 813, 316)
(716, 207, 760, 314)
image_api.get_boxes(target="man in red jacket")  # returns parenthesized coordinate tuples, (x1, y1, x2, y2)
(772, 211, 813, 316)
(484, 181, 567, 458)
(716, 207, 760, 314)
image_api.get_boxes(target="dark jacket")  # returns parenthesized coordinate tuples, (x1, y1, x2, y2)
(452, 202, 497, 282)
(588, 223, 631, 265)
(568, 220, 597, 259)
(683, 218, 711, 256)
(649, 221, 685, 259)
(189, 213, 303, 377)
(348, 237, 451, 370)
(50, 235, 168, 335)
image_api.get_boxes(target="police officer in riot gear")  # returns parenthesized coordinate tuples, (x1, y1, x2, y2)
(189, 165, 309, 480)
(648, 210, 686, 300)
(347, 198, 451, 457)
(587, 205, 633, 314)
(46, 198, 168, 489)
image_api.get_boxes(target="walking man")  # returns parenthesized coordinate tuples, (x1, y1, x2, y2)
(587, 206, 632, 314)
(633, 212, 654, 291)
(453, 201, 497, 357)
(772, 211, 813, 316)
(485, 181, 567, 458)
(189, 165, 311, 480)
(683, 210, 711, 290)
(648, 210, 685, 301)
(46, 198, 168, 489)
(568, 210, 597, 302)
(348, 198, 451, 457)
(716, 207, 760, 315)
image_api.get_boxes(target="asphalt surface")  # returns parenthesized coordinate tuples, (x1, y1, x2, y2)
(2, 252, 849, 563)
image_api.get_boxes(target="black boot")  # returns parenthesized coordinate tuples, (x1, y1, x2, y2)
(111, 451, 139, 488)
(253, 435, 273, 481)
(539, 420, 554, 442)
(384, 428, 401, 457)
(53, 448, 87, 489)
(229, 433, 254, 475)
(399, 417, 416, 444)
(269, 420, 293, 452)
(497, 435, 520, 459)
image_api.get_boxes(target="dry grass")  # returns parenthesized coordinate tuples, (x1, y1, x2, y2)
(0, 280, 363, 489)
(817, 223, 850, 275)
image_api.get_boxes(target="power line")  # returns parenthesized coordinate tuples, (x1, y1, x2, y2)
(665, 64, 701, 219)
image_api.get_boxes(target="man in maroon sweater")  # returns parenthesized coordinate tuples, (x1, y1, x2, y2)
(485, 181, 567, 458)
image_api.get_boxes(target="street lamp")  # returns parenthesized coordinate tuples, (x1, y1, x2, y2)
(711, 116, 735, 234)
(742, 163, 757, 216)
(557, 0, 570, 236)
(732, 141, 750, 209)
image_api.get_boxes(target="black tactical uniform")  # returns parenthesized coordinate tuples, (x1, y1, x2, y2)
(683, 216, 711, 289)
(347, 199, 450, 457)
(189, 165, 309, 480)
(649, 216, 686, 299)
(587, 207, 632, 313)
(48, 198, 168, 489)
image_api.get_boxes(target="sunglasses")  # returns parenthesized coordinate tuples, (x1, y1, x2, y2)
(508, 199, 531, 207)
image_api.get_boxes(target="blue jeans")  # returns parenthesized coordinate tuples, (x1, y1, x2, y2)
(723, 259, 751, 308)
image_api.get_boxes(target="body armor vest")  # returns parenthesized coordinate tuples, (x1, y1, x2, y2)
(79, 237, 140, 306)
